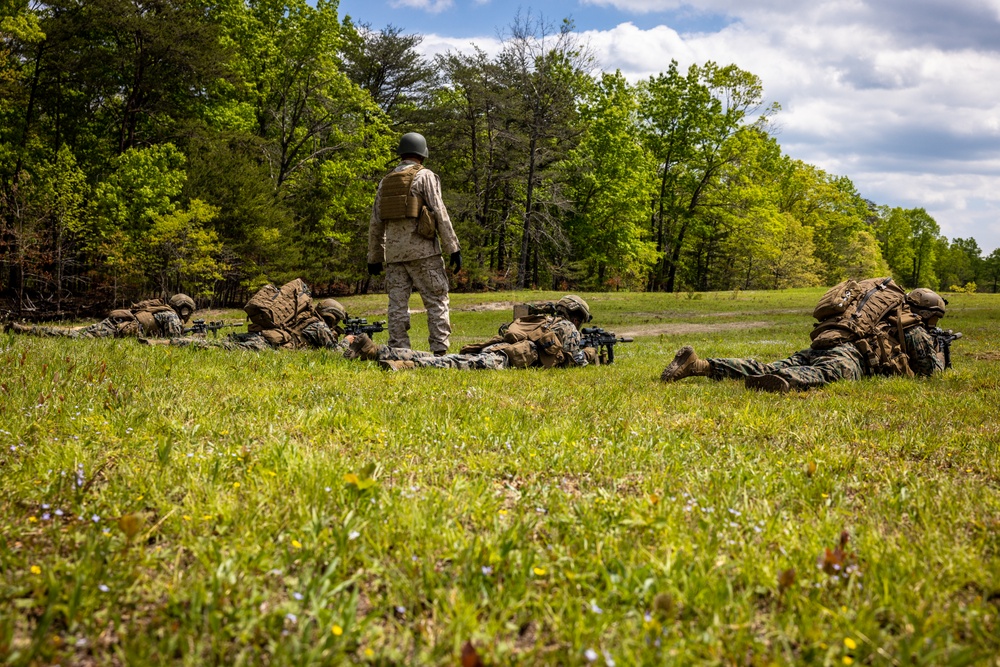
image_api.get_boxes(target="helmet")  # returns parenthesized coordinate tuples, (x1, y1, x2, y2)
(396, 132, 429, 159)
(316, 298, 346, 326)
(168, 294, 196, 321)
(556, 295, 592, 322)
(906, 288, 947, 320)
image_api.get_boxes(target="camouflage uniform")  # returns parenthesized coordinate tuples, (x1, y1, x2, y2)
(369, 160, 460, 354)
(15, 308, 183, 339)
(172, 319, 346, 352)
(366, 315, 590, 370)
(707, 326, 943, 389)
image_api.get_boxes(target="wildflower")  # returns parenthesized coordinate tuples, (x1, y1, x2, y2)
(331, 624, 343, 636)
(348, 531, 360, 541)
(590, 601, 603, 614)
(585, 648, 598, 662)
(533, 567, 547, 576)
(30, 565, 41, 575)
(54, 509, 63, 517)
(233, 482, 241, 489)
(41, 513, 50, 521)
(91, 514, 100, 523)
(291, 539, 302, 549)
(843, 658, 854, 666)
(482, 566, 493, 576)
(395, 606, 406, 615)
(98, 584, 110, 592)
(182, 515, 192, 521)
(603, 650, 615, 667)
(28, 516, 37, 523)
(285, 613, 297, 623)
(292, 592, 303, 601)
(364, 648, 374, 658)
(844, 637, 857, 650)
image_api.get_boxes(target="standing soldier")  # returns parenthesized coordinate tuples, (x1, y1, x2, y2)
(7, 294, 196, 339)
(367, 132, 461, 356)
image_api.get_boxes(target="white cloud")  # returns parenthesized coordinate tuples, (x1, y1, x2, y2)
(390, 0, 454, 13)
(416, 0, 1000, 251)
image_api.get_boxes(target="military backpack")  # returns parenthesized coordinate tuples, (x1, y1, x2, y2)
(459, 315, 565, 368)
(245, 279, 313, 331)
(809, 276, 921, 376)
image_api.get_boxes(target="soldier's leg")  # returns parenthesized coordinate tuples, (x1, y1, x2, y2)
(385, 262, 414, 349)
(410, 255, 451, 354)
(377, 346, 436, 362)
(8, 323, 75, 337)
(74, 319, 119, 338)
(411, 351, 506, 370)
(769, 346, 866, 389)
(708, 349, 813, 380)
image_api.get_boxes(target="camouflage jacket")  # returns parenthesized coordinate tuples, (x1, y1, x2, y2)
(368, 160, 460, 264)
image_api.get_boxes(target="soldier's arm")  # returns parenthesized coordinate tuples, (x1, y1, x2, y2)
(416, 170, 460, 255)
(905, 326, 945, 376)
(155, 311, 184, 338)
(555, 321, 588, 367)
(367, 184, 387, 264)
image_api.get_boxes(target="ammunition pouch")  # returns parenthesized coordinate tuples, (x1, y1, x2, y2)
(492, 340, 538, 369)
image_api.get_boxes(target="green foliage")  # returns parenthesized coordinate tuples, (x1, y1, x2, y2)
(1, 290, 998, 664)
(147, 199, 225, 297)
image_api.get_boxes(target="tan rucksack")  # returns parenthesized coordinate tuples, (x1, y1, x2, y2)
(245, 279, 313, 331)
(130, 299, 175, 335)
(809, 277, 907, 349)
(459, 315, 565, 368)
(810, 276, 924, 376)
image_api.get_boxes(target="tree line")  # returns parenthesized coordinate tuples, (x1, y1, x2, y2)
(2, 0, 997, 316)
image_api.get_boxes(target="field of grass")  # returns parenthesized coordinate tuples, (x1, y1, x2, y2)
(2, 288, 999, 666)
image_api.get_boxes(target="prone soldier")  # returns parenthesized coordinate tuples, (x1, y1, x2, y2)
(7, 294, 196, 339)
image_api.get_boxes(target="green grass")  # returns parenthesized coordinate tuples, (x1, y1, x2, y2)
(2, 289, 999, 665)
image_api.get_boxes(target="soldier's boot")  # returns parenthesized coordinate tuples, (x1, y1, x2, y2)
(345, 333, 379, 361)
(660, 346, 711, 382)
(378, 359, 415, 372)
(745, 374, 791, 393)
(433, 350, 447, 357)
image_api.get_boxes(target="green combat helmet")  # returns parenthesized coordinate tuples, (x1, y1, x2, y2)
(397, 132, 429, 159)
(317, 299, 347, 328)
(556, 295, 592, 323)
(906, 288, 947, 325)
(169, 294, 196, 322)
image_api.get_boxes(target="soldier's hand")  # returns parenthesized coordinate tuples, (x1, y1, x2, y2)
(450, 251, 462, 272)
(367, 262, 383, 276)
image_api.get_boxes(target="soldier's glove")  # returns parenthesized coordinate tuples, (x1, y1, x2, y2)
(367, 262, 383, 276)
(450, 251, 462, 272)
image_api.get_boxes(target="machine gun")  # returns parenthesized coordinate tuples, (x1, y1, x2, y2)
(930, 327, 962, 369)
(580, 326, 633, 365)
(344, 316, 386, 338)
(184, 319, 243, 337)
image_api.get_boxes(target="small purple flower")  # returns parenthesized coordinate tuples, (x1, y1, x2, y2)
(481, 566, 493, 575)
(292, 592, 303, 601)
(91, 514, 100, 523)
(98, 584, 110, 593)
(285, 613, 297, 623)
(585, 648, 598, 662)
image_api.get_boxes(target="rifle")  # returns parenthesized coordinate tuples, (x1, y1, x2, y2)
(184, 319, 243, 337)
(344, 316, 386, 338)
(930, 327, 962, 369)
(580, 326, 633, 365)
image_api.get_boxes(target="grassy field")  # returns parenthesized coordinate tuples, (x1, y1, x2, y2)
(2, 288, 999, 666)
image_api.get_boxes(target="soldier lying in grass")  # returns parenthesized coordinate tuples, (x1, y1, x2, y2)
(7, 294, 196, 339)
(343, 295, 600, 371)
(660, 285, 950, 393)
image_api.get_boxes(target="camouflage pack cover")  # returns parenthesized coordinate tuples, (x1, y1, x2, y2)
(245, 279, 313, 330)
(459, 315, 565, 368)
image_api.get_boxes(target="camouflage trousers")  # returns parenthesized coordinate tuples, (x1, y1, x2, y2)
(709, 343, 868, 389)
(385, 255, 451, 354)
(171, 335, 272, 351)
(378, 346, 507, 370)
(20, 319, 122, 339)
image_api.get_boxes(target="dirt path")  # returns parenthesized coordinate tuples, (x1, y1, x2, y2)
(618, 321, 773, 337)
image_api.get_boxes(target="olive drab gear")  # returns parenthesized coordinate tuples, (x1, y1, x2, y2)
(556, 295, 592, 323)
(317, 299, 346, 323)
(396, 132, 429, 159)
(809, 277, 921, 377)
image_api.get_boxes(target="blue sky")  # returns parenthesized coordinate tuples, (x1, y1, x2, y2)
(337, 0, 1000, 255)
